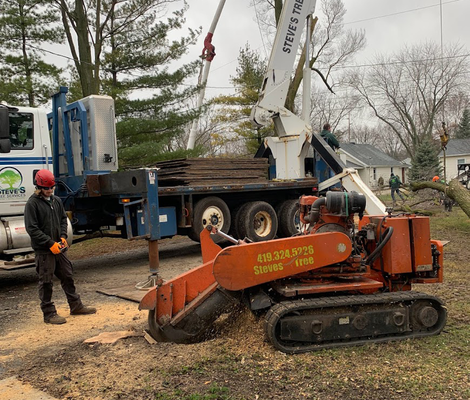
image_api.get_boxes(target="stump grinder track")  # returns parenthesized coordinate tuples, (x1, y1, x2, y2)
(265, 292, 447, 354)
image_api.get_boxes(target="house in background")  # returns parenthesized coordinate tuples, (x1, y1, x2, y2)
(338, 143, 409, 189)
(402, 157, 412, 182)
(438, 138, 470, 181)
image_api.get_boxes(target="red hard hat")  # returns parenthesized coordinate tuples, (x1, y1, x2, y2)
(432, 176, 440, 182)
(35, 169, 55, 187)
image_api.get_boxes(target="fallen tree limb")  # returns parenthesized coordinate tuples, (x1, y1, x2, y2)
(410, 179, 470, 218)
(392, 201, 434, 215)
(408, 198, 436, 208)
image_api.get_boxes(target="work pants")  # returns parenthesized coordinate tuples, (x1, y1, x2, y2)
(391, 188, 404, 202)
(35, 251, 82, 318)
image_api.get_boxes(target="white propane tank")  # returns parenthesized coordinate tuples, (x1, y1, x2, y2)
(0, 216, 73, 255)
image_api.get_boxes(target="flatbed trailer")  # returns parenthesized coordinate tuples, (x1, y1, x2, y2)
(158, 178, 317, 238)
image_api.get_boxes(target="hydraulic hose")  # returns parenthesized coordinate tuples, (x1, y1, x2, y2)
(364, 226, 394, 266)
(303, 197, 326, 224)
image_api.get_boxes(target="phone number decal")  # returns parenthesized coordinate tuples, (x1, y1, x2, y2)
(253, 245, 314, 275)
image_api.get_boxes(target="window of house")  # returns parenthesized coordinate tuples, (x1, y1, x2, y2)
(9, 112, 34, 150)
(457, 159, 465, 165)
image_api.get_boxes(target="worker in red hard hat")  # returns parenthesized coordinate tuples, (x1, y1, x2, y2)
(24, 169, 96, 324)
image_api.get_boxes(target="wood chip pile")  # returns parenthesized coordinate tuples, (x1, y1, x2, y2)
(155, 158, 269, 186)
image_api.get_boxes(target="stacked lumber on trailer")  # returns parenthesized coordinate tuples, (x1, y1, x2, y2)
(155, 158, 269, 186)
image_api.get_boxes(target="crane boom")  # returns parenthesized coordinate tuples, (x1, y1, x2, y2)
(251, 0, 317, 128)
(250, 0, 385, 214)
(187, 0, 226, 150)
(250, 0, 321, 180)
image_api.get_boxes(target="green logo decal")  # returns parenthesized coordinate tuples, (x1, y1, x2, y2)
(0, 167, 23, 189)
(0, 167, 26, 198)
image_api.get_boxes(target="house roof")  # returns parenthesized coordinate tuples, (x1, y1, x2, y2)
(345, 159, 363, 169)
(339, 143, 405, 168)
(439, 138, 470, 157)
(401, 157, 412, 167)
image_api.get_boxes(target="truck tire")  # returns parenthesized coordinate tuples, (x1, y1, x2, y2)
(229, 203, 248, 240)
(277, 199, 301, 237)
(189, 196, 231, 243)
(238, 201, 278, 242)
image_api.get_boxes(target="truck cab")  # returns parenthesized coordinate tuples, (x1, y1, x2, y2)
(0, 105, 55, 258)
(0, 106, 52, 216)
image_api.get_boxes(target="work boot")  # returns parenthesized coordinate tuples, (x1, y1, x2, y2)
(44, 313, 66, 324)
(70, 305, 97, 315)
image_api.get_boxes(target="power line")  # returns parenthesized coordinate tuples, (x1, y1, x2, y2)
(24, 41, 470, 95)
(344, 0, 460, 25)
(329, 52, 470, 71)
(211, 1, 464, 74)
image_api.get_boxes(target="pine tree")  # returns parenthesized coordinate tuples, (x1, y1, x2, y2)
(0, 0, 63, 106)
(54, 1, 203, 167)
(105, 6, 202, 167)
(409, 139, 441, 182)
(455, 109, 470, 139)
(213, 45, 271, 155)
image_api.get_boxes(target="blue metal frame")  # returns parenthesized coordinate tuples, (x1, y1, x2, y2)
(47, 89, 177, 243)
(122, 169, 166, 241)
(48, 87, 91, 179)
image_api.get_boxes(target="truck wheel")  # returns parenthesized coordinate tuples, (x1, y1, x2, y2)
(189, 196, 231, 242)
(277, 199, 301, 237)
(238, 201, 278, 242)
(229, 203, 248, 239)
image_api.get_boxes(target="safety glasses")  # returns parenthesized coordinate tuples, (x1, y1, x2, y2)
(39, 186, 56, 190)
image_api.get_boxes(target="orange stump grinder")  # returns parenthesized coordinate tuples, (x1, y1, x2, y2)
(140, 192, 446, 353)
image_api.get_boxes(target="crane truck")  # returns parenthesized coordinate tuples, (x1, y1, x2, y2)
(139, 0, 447, 352)
(0, 88, 318, 270)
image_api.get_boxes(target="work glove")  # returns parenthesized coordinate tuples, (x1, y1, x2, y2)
(60, 237, 69, 248)
(50, 242, 62, 255)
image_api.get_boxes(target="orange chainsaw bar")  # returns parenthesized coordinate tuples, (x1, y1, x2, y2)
(213, 232, 352, 291)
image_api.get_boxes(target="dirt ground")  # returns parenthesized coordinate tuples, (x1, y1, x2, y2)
(0, 201, 469, 400)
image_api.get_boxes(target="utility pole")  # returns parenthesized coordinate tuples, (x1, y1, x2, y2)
(348, 113, 351, 142)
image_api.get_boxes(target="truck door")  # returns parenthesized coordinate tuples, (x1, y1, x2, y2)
(0, 108, 52, 216)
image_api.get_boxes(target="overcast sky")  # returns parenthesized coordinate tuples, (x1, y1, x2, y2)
(181, 0, 470, 97)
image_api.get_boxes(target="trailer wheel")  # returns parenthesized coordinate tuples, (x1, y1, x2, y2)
(238, 201, 278, 242)
(277, 199, 301, 237)
(189, 196, 231, 242)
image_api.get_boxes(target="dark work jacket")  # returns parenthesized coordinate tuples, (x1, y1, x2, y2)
(24, 193, 68, 254)
(320, 129, 340, 150)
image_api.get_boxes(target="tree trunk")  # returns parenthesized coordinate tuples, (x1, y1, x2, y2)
(411, 179, 470, 218)
(285, 16, 318, 113)
(274, 0, 283, 26)
(75, 0, 96, 96)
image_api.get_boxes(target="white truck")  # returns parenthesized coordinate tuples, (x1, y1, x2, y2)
(0, 103, 73, 266)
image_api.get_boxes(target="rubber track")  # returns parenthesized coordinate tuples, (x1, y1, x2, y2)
(264, 291, 447, 354)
